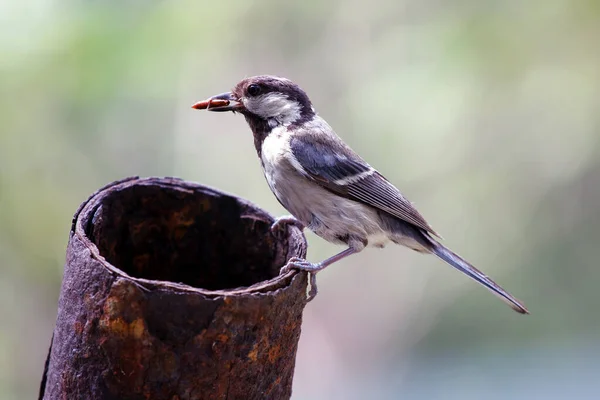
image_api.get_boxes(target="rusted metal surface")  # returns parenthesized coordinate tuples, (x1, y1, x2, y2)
(40, 177, 308, 400)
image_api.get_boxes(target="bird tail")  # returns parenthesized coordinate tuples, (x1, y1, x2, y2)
(429, 241, 529, 314)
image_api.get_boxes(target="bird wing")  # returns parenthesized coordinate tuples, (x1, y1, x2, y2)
(289, 135, 440, 237)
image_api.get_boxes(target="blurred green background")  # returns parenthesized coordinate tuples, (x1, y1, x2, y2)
(2, 0, 599, 399)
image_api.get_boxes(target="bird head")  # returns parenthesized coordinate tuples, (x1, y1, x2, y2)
(192, 75, 315, 128)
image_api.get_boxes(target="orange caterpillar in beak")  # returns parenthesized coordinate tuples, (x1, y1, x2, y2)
(191, 98, 230, 110)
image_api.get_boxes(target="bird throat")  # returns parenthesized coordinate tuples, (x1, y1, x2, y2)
(243, 114, 273, 158)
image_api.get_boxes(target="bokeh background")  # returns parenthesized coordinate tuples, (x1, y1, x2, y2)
(2, 0, 600, 399)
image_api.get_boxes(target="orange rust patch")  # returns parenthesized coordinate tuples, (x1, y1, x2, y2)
(265, 376, 282, 396)
(130, 318, 145, 338)
(215, 333, 229, 343)
(247, 343, 259, 362)
(99, 316, 147, 339)
(267, 344, 281, 364)
(103, 295, 122, 318)
(283, 320, 299, 333)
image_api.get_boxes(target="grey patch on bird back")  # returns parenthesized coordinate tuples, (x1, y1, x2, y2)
(288, 117, 374, 182)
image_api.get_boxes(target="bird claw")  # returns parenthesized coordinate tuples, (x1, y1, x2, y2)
(280, 257, 323, 273)
(270, 215, 304, 239)
(281, 257, 322, 302)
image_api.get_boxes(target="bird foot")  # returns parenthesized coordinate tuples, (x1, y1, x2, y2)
(270, 215, 304, 239)
(281, 257, 323, 302)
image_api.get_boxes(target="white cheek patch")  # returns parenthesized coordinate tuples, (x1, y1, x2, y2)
(246, 93, 303, 126)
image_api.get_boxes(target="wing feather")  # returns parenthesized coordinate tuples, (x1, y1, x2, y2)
(290, 135, 439, 237)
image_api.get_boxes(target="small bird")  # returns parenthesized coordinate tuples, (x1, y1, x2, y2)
(192, 75, 528, 314)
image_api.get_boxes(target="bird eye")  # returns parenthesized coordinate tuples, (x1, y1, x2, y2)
(247, 84, 261, 97)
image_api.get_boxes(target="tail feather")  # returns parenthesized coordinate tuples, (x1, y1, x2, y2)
(430, 242, 529, 314)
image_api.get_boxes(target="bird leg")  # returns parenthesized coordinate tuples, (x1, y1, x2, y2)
(270, 215, 305, 238)
(281, 247, 357, 301)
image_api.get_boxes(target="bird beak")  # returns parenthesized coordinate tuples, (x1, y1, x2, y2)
(191, 92, 243, 112)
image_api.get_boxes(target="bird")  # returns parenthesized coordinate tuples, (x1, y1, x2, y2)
(191, 75, 528, 314)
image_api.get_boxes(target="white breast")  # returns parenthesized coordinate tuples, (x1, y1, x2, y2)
(259, 130, 287, 202)
(261, 127, 288, 168)
(261, 127, 308, 184)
